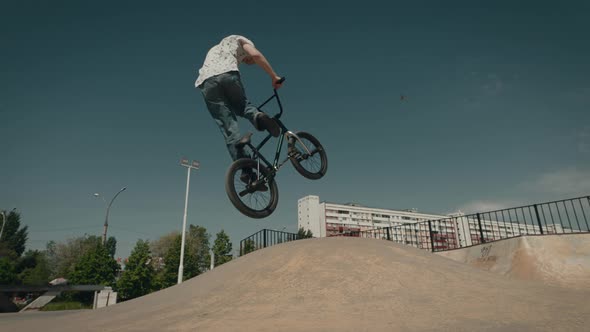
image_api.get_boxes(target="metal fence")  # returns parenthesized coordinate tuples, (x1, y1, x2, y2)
(238, 196, 590, 255)
(239, 229, 301, 256)
(332, 195, 590, 252)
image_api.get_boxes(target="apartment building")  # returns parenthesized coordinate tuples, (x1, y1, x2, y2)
(298, 195, 448, 238)
(298, 195, 578, 251)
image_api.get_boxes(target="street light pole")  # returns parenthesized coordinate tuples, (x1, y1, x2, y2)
(0, 208, 16, 241)
(178, 158, 199, 284)
(210, 249, 214, 270)
(94, 187, 127, 245)
(0, 211, 5, 241)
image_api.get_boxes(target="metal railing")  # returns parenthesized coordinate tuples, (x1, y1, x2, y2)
(239, 229, 301, 256)
(331, 195, 590, 252)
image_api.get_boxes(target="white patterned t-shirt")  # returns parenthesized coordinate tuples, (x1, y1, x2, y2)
(195, 35, 255, 88)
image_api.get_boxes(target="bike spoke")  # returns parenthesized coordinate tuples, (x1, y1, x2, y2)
(233, 167, 271, 212)
(249, 191, 268, 210)
(294, 138, 322, 172)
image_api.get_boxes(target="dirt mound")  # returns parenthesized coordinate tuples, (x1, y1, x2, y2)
(437, 234, 590, 289)
(3, 237, 589, 331)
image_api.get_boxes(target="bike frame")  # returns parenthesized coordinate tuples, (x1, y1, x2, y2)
(245, 88, 311, 177)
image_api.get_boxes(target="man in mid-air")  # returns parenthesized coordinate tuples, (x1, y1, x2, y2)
(195, 35, 283, 165)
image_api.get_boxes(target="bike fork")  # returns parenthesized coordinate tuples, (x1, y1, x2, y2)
(285, 131, 312, 155)
(257, 158, 261, 180)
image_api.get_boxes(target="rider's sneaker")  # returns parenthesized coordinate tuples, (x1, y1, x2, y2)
(240, 171, 268, 192)
(256, 113, 280, 137)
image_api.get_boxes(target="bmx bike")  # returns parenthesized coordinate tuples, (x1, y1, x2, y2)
(224, 77, 328, 219)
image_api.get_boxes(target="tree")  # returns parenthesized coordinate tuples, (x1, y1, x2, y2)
(154, 225, 210, 289)
(105, 236, 117, 258)
(44, 241, 58, 277)
(116, 240, 155, 301)
(68, 242, 119, 303)
(69, 243, 119, 286)
(241, 239, 256, 255)
(158, 235, 182, 288)
(17, 250, 51, 286)
(0, 210, 28, 259)
(0, 258, 17, 284)
(212, 230, 232, 267)
(45, 235, 106, 280)
(150, 232, 180, 260)
(150, 232, 180, 289)
(186, 225, 210, 275)
(297, 227, 313, 239)
(0, 211, 50, 286)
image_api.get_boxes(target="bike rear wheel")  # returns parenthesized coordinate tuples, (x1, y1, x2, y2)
(225, 158, 279, 219)
(288, 131, 328, 180)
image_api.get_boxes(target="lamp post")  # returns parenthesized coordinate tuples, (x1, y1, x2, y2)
(0, 208, 16, 241)
(0, 211, 5, 242)
(178, 157, 199, 284)
(94, 187, 127, 245)
(210, 249, 214, 271)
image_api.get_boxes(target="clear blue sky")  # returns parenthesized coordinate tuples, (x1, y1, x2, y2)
(2, 0, 589, 259)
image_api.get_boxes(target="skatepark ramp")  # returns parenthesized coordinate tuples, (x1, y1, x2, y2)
(437, 233, 590, 289)
(2, 237, 589, 331)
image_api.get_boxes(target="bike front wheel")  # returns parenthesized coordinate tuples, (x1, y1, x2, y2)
(288, 131, 328, 180)
(225, 158, 279, 219)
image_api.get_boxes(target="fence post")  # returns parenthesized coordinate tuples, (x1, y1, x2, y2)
(477, 213, 485, 244)
(239, 240, 243, 256)
(533, 205, 544, 235)
(428, 221, 435, 252)
(386, 227, 391, 241)
(263, 229, 267, 248)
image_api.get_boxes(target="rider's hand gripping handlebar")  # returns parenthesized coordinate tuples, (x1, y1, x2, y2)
(273, 77, 286, 119)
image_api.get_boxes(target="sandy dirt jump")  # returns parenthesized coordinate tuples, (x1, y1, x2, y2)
(437, 233, 590, 289)
(2, 237, 589, 331)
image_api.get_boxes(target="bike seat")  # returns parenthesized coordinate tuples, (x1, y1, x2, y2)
(235, 132, 253, 149)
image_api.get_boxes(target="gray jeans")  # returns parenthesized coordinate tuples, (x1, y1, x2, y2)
(199, 71, 261, 161)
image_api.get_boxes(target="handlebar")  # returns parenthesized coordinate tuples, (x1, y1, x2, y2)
(256, 77, 286, 119)
(273, 77, 286, 118)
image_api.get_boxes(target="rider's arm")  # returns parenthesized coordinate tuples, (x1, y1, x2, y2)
(241, 42, 283, 89)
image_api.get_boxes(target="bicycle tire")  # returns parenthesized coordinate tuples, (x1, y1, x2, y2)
(225, 158, 279, 219)
(288, 131, 328, 180)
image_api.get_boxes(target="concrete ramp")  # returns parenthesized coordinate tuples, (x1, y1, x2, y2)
(437, 234, 590, 289)
(20, 291, 60, 312)
(2, 237, 589, 331)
